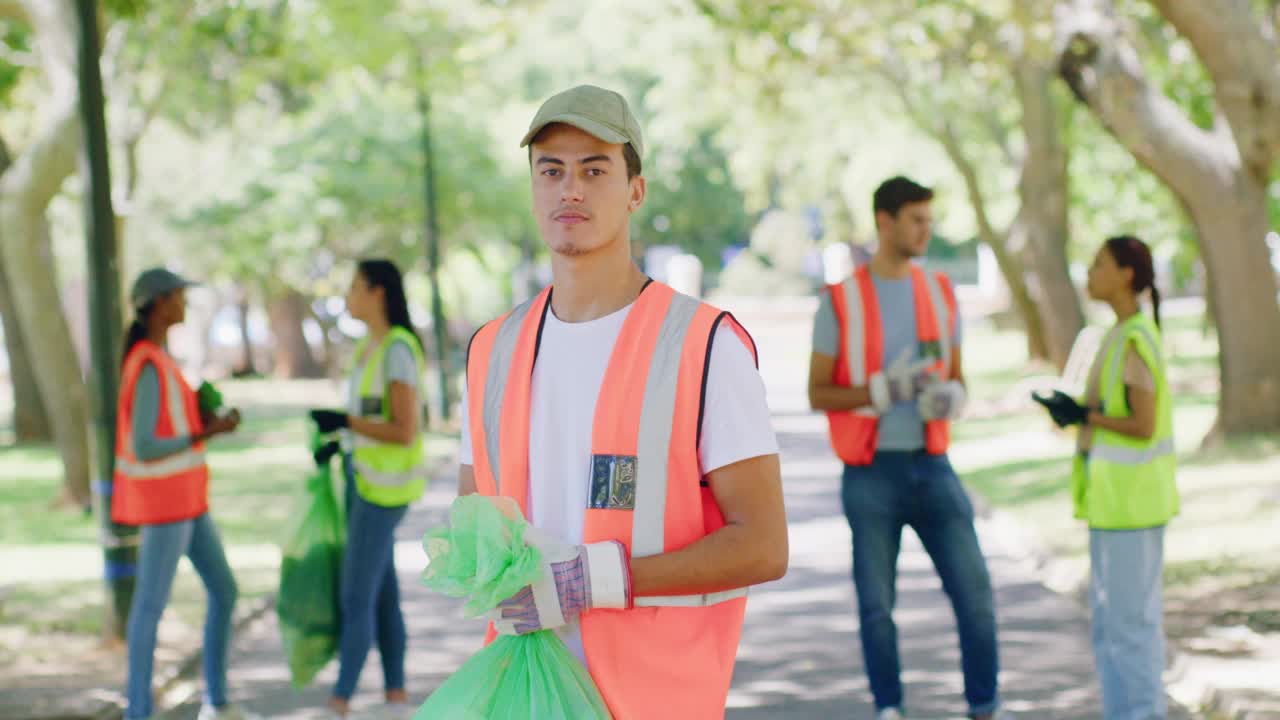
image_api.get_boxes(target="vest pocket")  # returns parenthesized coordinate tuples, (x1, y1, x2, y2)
(359, 395, 383, 417)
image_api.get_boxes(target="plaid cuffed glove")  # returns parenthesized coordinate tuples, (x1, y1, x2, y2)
(492, 528, 631, 635)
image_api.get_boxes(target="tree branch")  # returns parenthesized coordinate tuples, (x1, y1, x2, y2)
(0, 104, 79, 216)
(878, 57, 1007, 250)
(0, 0, 82, 215)
(1148, 0, 1280, 180)
(0, 0, 27, 24)
(1055, 0, 1235, 201)
(980, 110, 1019, 167)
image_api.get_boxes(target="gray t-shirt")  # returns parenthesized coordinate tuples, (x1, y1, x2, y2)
(131, 361, 194, 461)
(342, 338, 419, 450)
(812, 273, 962, 451)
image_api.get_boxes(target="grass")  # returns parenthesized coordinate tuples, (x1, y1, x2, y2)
(0, 410, 459, 548)
(0, 378, 460, 650)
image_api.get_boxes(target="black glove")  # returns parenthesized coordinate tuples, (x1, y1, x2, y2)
(310, 409, 350, 433)
(1032, 390, 1090, 428)
(313, 440, 341, 467)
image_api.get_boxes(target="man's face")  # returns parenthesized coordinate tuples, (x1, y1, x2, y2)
(878, 200, 933, 258)
(529, 123, 644, 258)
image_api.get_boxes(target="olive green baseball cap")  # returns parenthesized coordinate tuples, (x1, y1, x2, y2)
(130, 267, 197, 309)
(520, 84, 644, 159)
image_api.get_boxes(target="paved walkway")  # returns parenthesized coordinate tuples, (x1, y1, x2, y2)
(156, 301, 1186, 720)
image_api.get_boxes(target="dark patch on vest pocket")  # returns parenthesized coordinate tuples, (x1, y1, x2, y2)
(589, 454, 637, 510)
(359, 396, 384, 416)
(917, 340, 943, 362)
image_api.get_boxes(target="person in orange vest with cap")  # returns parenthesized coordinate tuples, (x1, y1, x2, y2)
(457, 85, 789, 719)
(114, 268, 258, 720)
(808, 177, 1010, 720)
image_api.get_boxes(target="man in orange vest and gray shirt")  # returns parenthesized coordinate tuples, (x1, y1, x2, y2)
(456, 85, 788, 719)
(809, 177, 1009, 720)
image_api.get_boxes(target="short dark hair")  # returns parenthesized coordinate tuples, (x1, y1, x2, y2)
(874, 176, 934, 217)
(527, 124, 642, 180)
(620, 143, 642, 179)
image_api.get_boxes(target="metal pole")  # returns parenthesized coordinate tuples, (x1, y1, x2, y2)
(415, 52, 450, 422)
(75, 0, 136, 640)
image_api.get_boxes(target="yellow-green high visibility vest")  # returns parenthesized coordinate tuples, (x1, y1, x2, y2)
(350, 327, 427, 507)
(1070, 313, 1178, 529)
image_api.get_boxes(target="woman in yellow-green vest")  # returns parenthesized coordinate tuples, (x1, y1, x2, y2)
(310, 259, 426, 718)
(1034, 235, 1177, 719)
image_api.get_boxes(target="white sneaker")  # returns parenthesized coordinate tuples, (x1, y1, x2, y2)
(378, 704, 414, 720)
(876, 710, 905, 720)
(196, 705, 263, 720)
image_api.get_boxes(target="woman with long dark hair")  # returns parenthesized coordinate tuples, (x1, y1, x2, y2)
(309, 259, 426, 717)
(114, 268, 253, 720)
(1035, 236, 1178, 718)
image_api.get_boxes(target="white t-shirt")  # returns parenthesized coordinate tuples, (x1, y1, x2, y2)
(458, 300, 778, 658)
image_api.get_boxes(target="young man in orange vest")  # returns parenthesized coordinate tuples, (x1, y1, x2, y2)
(456, 85, 788, 719)
(808, 177, 1008, 720)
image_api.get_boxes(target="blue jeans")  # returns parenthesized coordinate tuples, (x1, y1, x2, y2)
(841, 451, 1000, 716)
(334, 455, 409, 700)
(1090, 527, 1167, 719)
(125, 512, 238, 719)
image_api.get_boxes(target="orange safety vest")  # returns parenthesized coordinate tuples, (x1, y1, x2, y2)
(825, 264, 958, 466)
(112, 341, 210, 525)
(466, 281, 758, 720)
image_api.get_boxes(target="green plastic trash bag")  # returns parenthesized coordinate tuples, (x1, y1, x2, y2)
(196, 381, 224, 415)
(277, 429, 345, 688)
(413, 495, 613, 720)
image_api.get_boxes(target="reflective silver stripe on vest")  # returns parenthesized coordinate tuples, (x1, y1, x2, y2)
(482, 299, 537, 495)
(634, 587, 748, 607)
(1102, 321, 1164, 408)
(119, 358, 205, 479)
(840, 277, 866, 385)
(1102, 326, 1129, 397)
(164, 361, 192, 438)
(922, 271, 952, 372)
(839, 278, 877, 419)
(1091, 436, 1175, 465)
(1128, 323, 1165, 376)
(352, 461, 421, 487)
(116, 449, 208, 479)
(631, 294, 701, 559)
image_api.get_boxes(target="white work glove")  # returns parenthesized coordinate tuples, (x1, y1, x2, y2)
(918, 380, 967, 421)
(491, 527, 631, 635)
(869, 347, 936, 414)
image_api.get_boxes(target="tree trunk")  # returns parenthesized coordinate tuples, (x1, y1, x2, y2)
(0, 208, 93, 505)
(0, 260, 53, 442)
(1058, 0, 1280, 435)
(885, 70, 1054, 363)
(1188, 177, 1280, 435)
(0, 0, 92, 504)
(310, 306, 338, 376)
(234, 291, 257, 376)
(1012, 61, 1085, 370)
(266, 287, 322, 379)
(988, 237, 1051, 361)
(929, 115, 1053, 362)
(0, 137, 53, 442)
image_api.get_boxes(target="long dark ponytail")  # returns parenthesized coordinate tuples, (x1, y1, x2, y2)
(1105, 235, 1161, 328)
(121, 302, 155, 367)
(357, 259, 423, 350)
